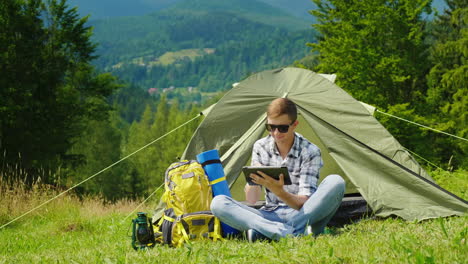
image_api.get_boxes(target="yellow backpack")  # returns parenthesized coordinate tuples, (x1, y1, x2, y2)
(153, 160, 222, 247)
(161, 160, 212, 215)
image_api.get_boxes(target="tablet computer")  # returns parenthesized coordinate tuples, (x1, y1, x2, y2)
(242, 166, 292, 185)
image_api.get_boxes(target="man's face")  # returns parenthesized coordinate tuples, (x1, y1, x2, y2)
(266, 114, 298, 145)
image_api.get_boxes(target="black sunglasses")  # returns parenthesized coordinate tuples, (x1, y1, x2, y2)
(265, 121, 295, 133)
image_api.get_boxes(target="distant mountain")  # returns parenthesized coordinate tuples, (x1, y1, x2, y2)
(68, 0, 317, 23)
(69, 0, 448, 21)
(83, 0, 449, 105)
(165, 0, 311, 30)
(91, 9, 306, 66)
(67, 0, 179, 19)
(90, 1, 315, 97)
(91, 0, 316, 68)
(258, 0, 317, 20)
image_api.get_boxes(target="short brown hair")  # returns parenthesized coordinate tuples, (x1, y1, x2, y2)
(267, 98, 297, 121)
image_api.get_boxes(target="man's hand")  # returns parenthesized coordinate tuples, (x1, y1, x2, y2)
(250, 171, 284, 194)
(250, 171, 308, 210)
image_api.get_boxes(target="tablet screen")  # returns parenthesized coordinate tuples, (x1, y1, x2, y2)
(242, 166, 292, 185)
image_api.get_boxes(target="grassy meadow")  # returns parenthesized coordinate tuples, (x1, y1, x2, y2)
(0, 169, 466, 263)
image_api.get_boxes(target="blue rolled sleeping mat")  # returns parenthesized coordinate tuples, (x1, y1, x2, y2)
(197, 149, 239, 237)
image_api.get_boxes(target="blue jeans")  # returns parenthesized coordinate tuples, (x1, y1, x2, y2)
(210, 174, 345, 240)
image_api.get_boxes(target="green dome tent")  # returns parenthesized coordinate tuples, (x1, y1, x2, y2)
(181, 67, 467, 221)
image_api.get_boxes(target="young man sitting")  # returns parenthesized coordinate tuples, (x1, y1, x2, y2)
(210, 98, 345, 242)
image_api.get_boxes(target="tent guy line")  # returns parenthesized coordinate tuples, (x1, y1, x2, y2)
(376, 109, 467, 142)
(123, 183, 164, 222)
(0, 114, 203, 231)
(302, 106, 468, 205)
(403, 148, 443, 170)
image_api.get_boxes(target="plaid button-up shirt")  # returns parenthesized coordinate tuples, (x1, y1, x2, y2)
(251, 133, 323, 208)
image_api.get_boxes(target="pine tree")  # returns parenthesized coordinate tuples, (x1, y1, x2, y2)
(67, 115, 123, 200)
(0, 0, 119, 180)
(125, 104, 157, 193)
(426, 0, 467, 167)
(121, 98, 204, 195)
(309, 0, 432, 108)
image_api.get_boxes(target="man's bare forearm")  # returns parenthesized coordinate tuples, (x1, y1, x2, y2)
(245, 184, 262, 204)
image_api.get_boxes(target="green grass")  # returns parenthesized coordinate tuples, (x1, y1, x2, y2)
(0, 170, 467, 263)
(431, 169, 468, 200)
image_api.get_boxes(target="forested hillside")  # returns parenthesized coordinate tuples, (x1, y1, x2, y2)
(91, 0, 315, 105)
(68, 0, 318, 21)
(69, 0, 447, 21)
(257, 0, 317, 20)
(88, 0, 448, 107)
(67, 0, 178, 18)
(92, 10, 310, 68)
(165, 0, 311, 30)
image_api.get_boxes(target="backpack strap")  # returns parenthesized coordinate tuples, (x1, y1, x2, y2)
(210, 217, 223, 241)
(161, 209, 176, 245)
(200, 159, 226, 186)
(209, 176, 226, 185)
(174, 218, 190, 247)
(163, 215, 175, 222)
(205, 216, 223, 242)
(200, 159, 221, 167)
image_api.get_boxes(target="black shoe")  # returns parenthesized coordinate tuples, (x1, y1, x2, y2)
(247, 229, 271, 243)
